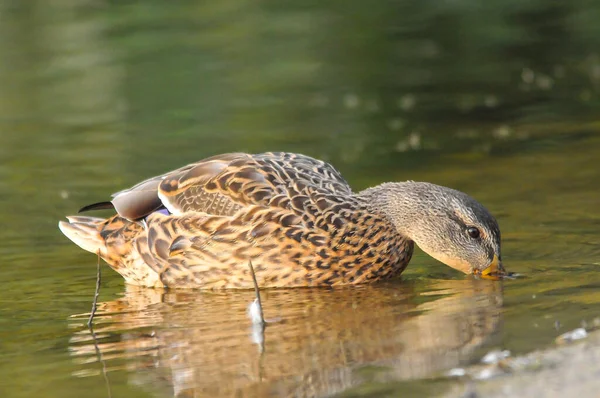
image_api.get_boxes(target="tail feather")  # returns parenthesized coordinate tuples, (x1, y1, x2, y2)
(66, 215, 105, 224)
(60, 214, 162, 287)
(78, 201, 115, 213)
(59, 217, 106, 255)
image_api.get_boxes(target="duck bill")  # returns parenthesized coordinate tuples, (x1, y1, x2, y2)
(476, 254, 504, 280)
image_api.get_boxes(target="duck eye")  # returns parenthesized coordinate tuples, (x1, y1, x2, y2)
(467, 227, 481, 239)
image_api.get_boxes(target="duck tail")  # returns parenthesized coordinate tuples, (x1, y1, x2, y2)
(58, 216, 107, 256)
(60, 215, 155, 286)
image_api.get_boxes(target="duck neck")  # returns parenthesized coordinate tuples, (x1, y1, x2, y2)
(357, 182, 422, 240)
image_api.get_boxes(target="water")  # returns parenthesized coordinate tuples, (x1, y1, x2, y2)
(1, 1, 600, 397)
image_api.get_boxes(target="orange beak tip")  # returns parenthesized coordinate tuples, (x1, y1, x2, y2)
(474, 254, 506, 280)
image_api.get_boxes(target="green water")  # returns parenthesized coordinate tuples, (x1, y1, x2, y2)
(1, 1, 600, 397)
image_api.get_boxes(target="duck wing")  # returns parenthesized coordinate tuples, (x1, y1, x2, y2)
(80, 152, 353, 220)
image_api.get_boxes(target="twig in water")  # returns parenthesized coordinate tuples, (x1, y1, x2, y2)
(248, 260, 265, 327)
(85, 251, 111, 398)
(87, 250, 102, 328)
(89, 326, 113, 398)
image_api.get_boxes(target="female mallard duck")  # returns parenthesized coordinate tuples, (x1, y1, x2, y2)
(59, 152, 504, 289)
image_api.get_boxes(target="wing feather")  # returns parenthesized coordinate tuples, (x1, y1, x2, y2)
(157, 152, 352, 217)
(80, 152, 352, 221)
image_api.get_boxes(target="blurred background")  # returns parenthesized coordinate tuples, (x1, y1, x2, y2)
(1, 1, 600, 397)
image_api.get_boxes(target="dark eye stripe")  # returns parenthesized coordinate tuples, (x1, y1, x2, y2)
(447, 212, 468, 229)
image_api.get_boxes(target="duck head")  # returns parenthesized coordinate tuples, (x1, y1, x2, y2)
(362, 181, 504, 278)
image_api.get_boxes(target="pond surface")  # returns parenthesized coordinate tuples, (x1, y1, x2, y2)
(1, 1, 600, 397)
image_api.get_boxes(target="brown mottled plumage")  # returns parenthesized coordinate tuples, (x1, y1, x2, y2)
(59, 152, 504, 289)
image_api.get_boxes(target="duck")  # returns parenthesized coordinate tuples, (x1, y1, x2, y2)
(59, 152, 504, 289)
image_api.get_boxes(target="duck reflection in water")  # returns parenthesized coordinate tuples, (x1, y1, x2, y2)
(70, 279, 503, 397)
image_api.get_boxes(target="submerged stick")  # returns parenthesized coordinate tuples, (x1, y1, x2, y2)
(87, 250, 102, 328)
(248, 260, 265, 326)
(89, 326, 113, 398)
(85, 252, 111, 397)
